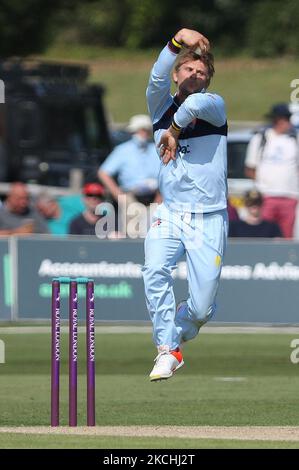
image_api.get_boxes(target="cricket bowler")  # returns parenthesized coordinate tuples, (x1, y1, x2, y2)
(142, 28, 228, 381)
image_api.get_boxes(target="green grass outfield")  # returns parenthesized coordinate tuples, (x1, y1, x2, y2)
(89, 57, 299, 123)
(1, 434, 299, 449)
(0, 329, 298, 448)
(41, 45, 299, 123)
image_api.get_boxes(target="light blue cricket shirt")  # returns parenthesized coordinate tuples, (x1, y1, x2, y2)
(146, 44, 228, 213)
(100, 136, 160, 192)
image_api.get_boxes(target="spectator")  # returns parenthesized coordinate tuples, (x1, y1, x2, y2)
(0, 182, 49, 235)
(229, 190, 282, 238)
(98, 114, 161, 205)
(69, 182, 105, 236)
(36, 194, 85, 236)
(245, 103, 299, 238)
(227, 199, 239, 222)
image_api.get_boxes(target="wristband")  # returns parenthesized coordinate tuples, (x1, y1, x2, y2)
(172, 37, 183, 49)
(171, 120, 181, 132)
(168, 37, 183, 54)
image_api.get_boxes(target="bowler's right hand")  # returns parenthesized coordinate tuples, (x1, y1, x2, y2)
(174, 28, 210, 53)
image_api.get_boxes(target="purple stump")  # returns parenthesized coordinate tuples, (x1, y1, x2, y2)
(69, 280, 78, 426)
(51, 280, 60, 427)
(86, 281, 95, 426)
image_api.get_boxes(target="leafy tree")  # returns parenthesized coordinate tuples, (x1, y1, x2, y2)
(247, 0, 299, 56)
(0, 0, 68, 56)
(1, 0, 298, 57)
(72, 0, 129, 46)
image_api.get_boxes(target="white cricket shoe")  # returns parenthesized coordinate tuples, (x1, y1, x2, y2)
(149, 350, 184, 382)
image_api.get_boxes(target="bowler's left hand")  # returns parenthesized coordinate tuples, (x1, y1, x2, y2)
(159, 127, 180, 165)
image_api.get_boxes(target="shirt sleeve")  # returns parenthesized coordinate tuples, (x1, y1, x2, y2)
(245, 133, 263, 169)
(146, 44, 179, 123)
(173, 92, 227, 128)
(31, 210, 50, 234)
(99, 146, 124, 176)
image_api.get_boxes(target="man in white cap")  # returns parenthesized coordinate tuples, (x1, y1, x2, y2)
(98, 114, 160, 204)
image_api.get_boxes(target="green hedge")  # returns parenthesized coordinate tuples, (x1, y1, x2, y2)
(1, 0, 299, 57)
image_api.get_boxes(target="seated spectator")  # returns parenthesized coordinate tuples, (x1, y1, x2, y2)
(36, 194, 85, 236)
(229, 190, 282, 238)
(98, 114, 160, 205)
(69, 182, 105, 236)
(0, 182, 49, 235)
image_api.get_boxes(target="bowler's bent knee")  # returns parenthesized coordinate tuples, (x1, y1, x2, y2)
(188, 301, 215, 325)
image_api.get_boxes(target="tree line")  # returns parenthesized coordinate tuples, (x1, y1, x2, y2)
(1, 0, 299, 57)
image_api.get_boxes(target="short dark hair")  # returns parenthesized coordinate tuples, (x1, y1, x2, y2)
(244, 190, 263, 207)
(174, 50, 215, 86)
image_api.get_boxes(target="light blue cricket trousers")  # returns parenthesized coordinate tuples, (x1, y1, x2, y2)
(142, 203, 228, 350)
